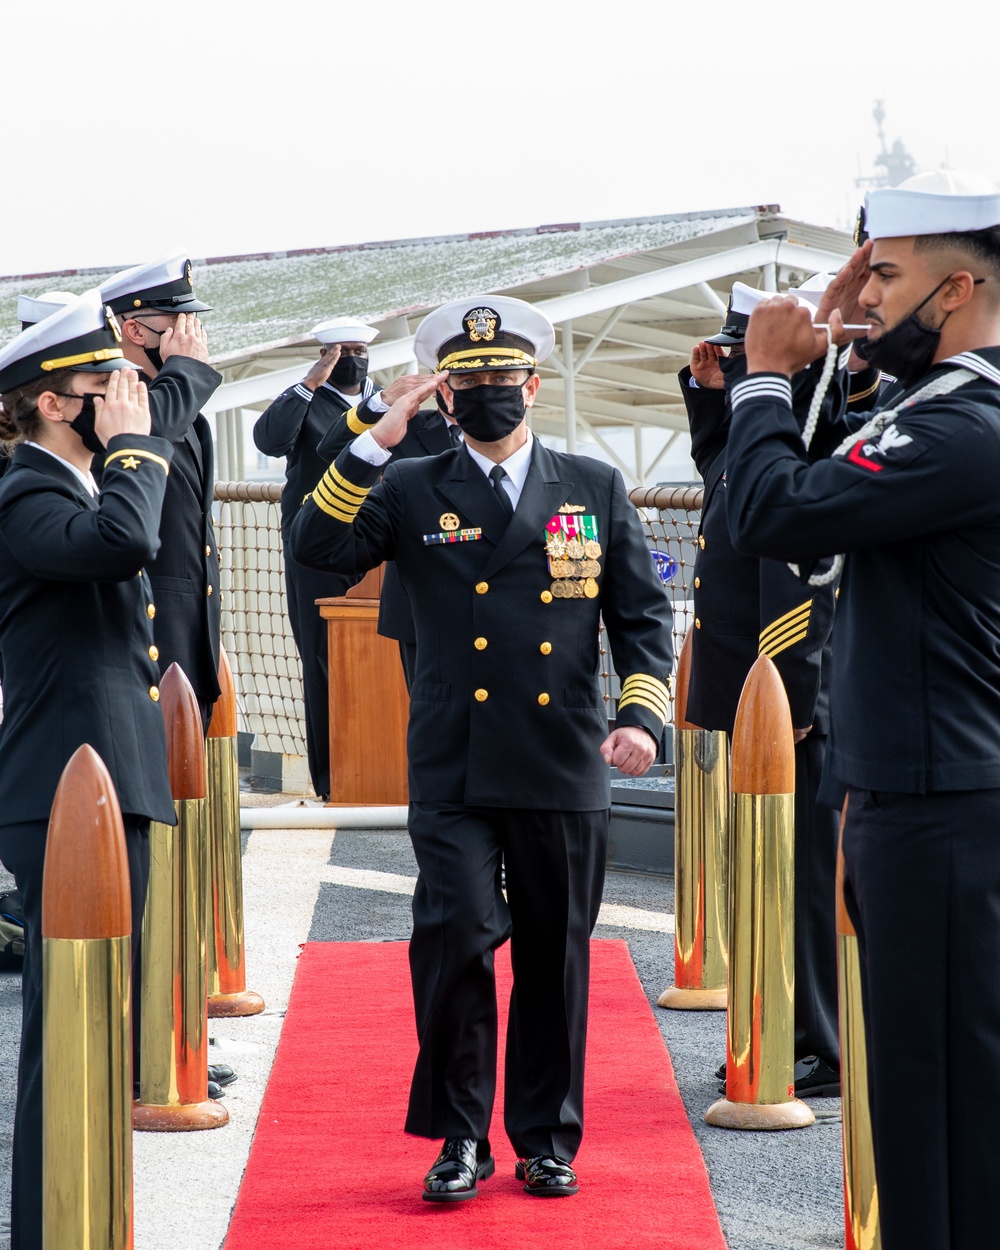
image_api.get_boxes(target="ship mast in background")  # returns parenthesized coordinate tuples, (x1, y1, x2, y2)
(856, 99, 917, 190)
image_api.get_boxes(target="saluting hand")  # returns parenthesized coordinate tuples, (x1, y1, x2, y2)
(94, 368, 151, 443)
(600, 725, 657, 777)
(379, 373, 441, 406)
(158, 313, 210, 364)
(302, 345, 342, 392)
(815, 240, 873, 336)
(370, 374, 447, 450)
(690, 342, 726, 389)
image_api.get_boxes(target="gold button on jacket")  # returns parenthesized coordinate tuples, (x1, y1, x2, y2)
(475, 581, 489, 595)
(207, 584, 213, 596)
(149, 686, 160, 702)
(475, 688, 488, 702)
(148, 645, 159, 661)
(474, 637, 488, 650)
(539, 642, 552, 655)
(537, 693, 550, 706)
(540, 590, 553, 603)
(147, 604, 156, 619)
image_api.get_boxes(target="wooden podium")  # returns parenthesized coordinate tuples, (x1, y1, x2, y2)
(317, 566, 409, 805)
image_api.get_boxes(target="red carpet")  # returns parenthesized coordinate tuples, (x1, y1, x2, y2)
(225, 940, 727, 1250)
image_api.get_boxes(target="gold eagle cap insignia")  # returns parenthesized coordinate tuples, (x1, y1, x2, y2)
(465, 307, 498, 343)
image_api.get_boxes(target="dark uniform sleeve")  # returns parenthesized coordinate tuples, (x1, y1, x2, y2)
(757, 560, 835, 729)
(315, 396, 383, 463)
(599, 468, 674, 743)
(0, 435, 173, 581)
(726, 373, 1000, 561)
(146, 357, 222, 443)
(253, 383, 313, 457)
(679, 365, 729, 481)
(289, 442, 402, 575)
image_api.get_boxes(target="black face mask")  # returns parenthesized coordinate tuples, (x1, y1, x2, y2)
(853, 275, 954, 388)
(138, 326, 164, 373)
(450, 384, 526, 442)
(329, 354, 368, 389)
(718, 351, 748, 381)
(58, 393, 106, 454)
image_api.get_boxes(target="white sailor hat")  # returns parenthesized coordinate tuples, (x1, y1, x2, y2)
(414, 295, 555, 374)
(100, 251, 211, 315)
(706, 282, 817, 345)
(310, 317, 379, 346)
(864, 170, 1000, 241)
(17, 290, 77, 330)
(0, 290, 129, 393)
(785, 272, 835, 307)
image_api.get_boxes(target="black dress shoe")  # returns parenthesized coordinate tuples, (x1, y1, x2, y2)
(793, 1055, 841, 1098)
(422, 1138, 494, 1202)
(208, 1079, 225, 1100)
(714, 1059, 726, 1081)
(208, 1063, 237, 1087)
(715, 1055, 841, 1098)
(517, 1156, 578, 1197)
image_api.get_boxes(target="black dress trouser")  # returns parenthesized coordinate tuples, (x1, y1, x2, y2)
(405, 802, 609, 1162)
(843, 786, 1000, 1250)
(0, 815, 149, 1250)
(284, 552, 337, 797)
(794, 733, 840, 1069)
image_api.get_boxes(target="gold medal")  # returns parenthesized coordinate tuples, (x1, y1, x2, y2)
(584, 540, 601, 559)
(566, 539, 584, 560)
(551, 580, 567, 598)
(584, 577, 599, 599)
(440, 512, 460, 531)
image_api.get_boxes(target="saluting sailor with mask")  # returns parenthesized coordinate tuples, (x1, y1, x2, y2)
(724, 170, 1000, 1250)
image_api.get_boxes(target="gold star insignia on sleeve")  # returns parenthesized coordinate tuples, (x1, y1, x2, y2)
(120, 456, 141, 470)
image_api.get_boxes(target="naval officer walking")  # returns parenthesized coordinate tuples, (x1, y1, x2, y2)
(292, 295, 673, 1201)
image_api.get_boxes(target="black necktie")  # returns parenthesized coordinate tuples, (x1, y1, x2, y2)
(489, 464, 514, 517)
(448, 424, 462, 448)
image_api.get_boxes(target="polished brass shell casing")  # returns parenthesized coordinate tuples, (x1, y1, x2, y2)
(43, 936, 132, 1249)
(660, 727, 729, 1010)
(839, 931, 882, 1250)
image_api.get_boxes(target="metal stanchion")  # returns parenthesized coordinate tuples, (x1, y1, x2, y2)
(42, 744, 133, 1249)
(207, 646, 265, 1018)
(134, 663, 229, 1131)
(837, 805, 881, 1249)
(659, 631, 728, 1010)
(705, 654, 814, 1131)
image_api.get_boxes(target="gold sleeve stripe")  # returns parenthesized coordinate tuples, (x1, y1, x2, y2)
(759, 599, 812, 650)
(760, 620, 811, 656)
(620, 675, 671, 718)
(312, 493, 358, 523)
(848, 375, 882, 404)
(618, 693, 668, 725)
(104, 447, 170, 475)
(760, 624, 810, 658)
(620, 676, 671, 709)
(346, 406, 377, 435)
(323, 463, 371, 500)
(315, 479, 364, 519)
(316, 475, 366, 507)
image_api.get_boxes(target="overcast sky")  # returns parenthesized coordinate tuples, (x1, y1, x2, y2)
(2, 1, 995, 278)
